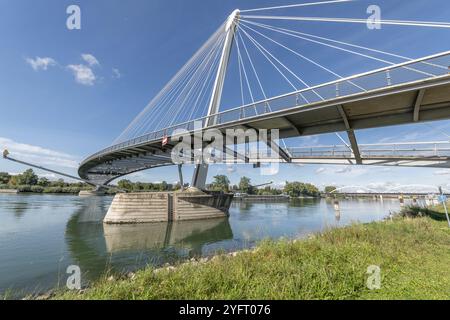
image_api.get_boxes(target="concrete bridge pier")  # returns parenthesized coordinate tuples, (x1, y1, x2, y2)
(103, 188, 233, 224)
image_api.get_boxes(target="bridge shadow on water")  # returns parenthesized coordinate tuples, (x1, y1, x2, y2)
(65, 197, 233, 281)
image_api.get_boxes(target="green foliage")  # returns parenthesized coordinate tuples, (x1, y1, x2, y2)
(210, 175, 230, 193)
(53, 179, 66, 188)
(117, 179, 174, 192)
(16, 185, 31, 193)
(117, 179, 133, 191)
(257, 186, 283, 196)
(16, 169, 38, 186)
(54, 217, 450, 300)
(324, 186, 337, 194)
(13, 185, 83, 194)
(8, 176, 18, 186)
(30, 186, 44, 193)
(238, 177, 253, 194)
(0, 172, 11, 184)
(37, 177, 50, 187)
(284, 181, 319, 197)
(396, 205, 447, 221)
(0, 168, 93, 193)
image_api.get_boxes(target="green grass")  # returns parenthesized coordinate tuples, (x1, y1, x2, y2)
(53, 209, 450, 300)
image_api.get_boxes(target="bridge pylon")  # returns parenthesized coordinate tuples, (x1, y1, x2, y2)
(192, 9, 241, 189)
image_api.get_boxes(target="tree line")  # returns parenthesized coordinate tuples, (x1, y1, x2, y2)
(117, 179, 186, 192)
(1, 169, 336, 197)
(208, 175, 324, 197)
(0, 169, 92, 194)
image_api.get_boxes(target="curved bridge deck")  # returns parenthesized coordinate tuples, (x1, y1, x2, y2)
(79, 52, 450, 185)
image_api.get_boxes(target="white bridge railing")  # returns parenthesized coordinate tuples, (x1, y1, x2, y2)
(288, 141, 450, 159)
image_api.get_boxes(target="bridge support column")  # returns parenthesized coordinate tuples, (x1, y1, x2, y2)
(192, 163, 209, 190)
(337, 105, 362, 164)
(192, 9, 240, 190)
(178, 164, 185, 191)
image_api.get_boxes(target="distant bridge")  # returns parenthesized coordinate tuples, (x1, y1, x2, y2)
(323, 193, 447, 198)
(78, 2, 450, 187)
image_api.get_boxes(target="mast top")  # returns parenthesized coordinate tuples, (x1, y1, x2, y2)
(225, 9, 240, 32)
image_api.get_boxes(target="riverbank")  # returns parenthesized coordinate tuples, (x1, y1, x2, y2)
(52, 207, 450, 300)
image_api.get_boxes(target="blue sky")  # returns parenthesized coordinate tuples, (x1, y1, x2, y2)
(1, 0, 450, 192)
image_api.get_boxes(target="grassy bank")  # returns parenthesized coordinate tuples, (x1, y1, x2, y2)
(53, 207, 450, 300)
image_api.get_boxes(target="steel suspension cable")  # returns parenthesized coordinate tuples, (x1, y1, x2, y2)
(240, 20, 366, 92)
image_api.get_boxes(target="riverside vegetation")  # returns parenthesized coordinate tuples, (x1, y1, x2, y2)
(1, 170, 324, 197)
(0, 169, 93, 194)
(52, 205, 450, 300)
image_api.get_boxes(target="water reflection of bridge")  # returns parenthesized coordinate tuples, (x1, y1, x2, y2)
(65, 197, 233, 279)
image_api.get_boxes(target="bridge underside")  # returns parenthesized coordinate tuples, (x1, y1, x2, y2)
(79, 75, 450, 185)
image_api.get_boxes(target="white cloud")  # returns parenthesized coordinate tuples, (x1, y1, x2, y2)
(297, 135, 320, 147)
(0, 137, 79, 169)
(333, 166, 368, 176)
(434, 169, 450, 176)
(112, 68, 121, 79)
(226, 165, 236, 174)
(26, 57, 57, 71)
(271, 181, 286, 189)
(334, 166, 352, 174)
(81, 53, 100, 67)
(38, 173, 58, 180)
(67, 64, 96, 86)
(315, 167, 326, 174)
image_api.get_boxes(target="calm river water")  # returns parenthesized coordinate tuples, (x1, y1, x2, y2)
(0, 194, 402, 297)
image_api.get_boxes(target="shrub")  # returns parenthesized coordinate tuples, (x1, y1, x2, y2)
(396, 206, 447, 221)
(16, 185, 32, 193)
(30, 186, 44, 193)
(43, 187, 62, 194)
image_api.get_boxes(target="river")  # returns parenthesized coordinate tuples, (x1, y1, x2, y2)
(0, 194, 402, 297)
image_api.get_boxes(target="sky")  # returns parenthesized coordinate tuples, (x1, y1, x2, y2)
(1, 0, 450, 192)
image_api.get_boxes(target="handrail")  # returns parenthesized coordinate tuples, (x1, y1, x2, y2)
(80, 51, 450, 167)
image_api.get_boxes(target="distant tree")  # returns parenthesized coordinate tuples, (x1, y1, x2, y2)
(37, 177, 50, 187)
(211, 175, 230, 192)
(54, 178, 66, 187)
(174, 182, 182, 191)
(159, 181, 169, 191)
(17, 169, 38, 186)
(238, 177, 253, 194)
(0, 172, 11, 184)
(325, 186, 337, 194)
(118, 179, 133, 191)
(284, 181, 319, 197)
(133, 182, 144, 191)
(8, 175, 18, 186)
(258, 186, 282, 196)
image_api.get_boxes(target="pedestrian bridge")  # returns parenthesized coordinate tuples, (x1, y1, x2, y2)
(77, 2, 450, 187)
